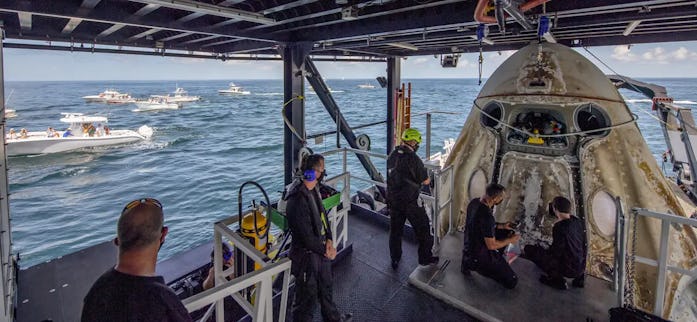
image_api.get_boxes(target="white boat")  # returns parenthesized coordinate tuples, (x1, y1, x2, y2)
(151, 87, 200, 103)
(133, 98, 181, 112)
(82, 89, 134, 103)
(357, 83, 375, 89)
(5, 113, 152, 156)
(307, 86, 343, 94)
(218, 83, 251, 95)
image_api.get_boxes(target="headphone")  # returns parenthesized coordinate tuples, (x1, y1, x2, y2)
(303, 169, 316, 181)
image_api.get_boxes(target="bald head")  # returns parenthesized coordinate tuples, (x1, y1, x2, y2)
(117, 204, 164, 252)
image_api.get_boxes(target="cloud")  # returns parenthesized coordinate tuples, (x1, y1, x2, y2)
(413, 57, 429, 64)
(611, 46, 638, 61)
(612, 46, 697, 63)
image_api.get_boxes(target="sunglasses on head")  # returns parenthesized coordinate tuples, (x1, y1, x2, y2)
(122, 198, 163, 216)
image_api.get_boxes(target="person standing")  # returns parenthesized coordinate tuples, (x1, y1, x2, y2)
(286, 154, 351, 322)
(387, 128, 438, 270)
(523, 196, 587, 290)
(82, 198, 192, 322)
(462, 184, 520, 289)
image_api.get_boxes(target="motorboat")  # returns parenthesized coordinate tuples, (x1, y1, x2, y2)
(218, 83, 250, 95)
(82, 89, 134, 103)
(151, 87, 200, 103)
(357, 83, 375, 89)
(5, 113, 152, 156)
(133, 97, 181, 112)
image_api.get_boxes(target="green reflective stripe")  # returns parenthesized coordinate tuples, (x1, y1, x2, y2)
(321, 212, 328, 236)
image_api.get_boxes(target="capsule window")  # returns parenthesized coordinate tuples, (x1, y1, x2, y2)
(575, 104, 609, 136)
(591, 190, 616, 237)
(481, 102, 503, 128)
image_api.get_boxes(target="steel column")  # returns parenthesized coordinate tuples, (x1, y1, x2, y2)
(282, 43, 311, 185)
(386, 57, 400, 154)
(0, 21, 14, 322)
(304, 59, 384, 183)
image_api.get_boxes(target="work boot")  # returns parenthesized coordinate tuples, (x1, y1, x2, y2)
(539, 275, 568, 290)
(391, 259, 399, 270)
(572, 275, 585, 288)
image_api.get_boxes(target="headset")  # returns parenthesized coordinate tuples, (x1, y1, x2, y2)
(303, 169, 316, 181)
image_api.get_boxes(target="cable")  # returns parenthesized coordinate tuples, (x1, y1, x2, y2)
(581, 46, 682, 131)
(281, 95, 306, 143)
(474, 99, 639, 138)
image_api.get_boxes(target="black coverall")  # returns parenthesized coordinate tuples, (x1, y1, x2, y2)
(387, 145, 434, 265)
(286, 181, 341, 322)
(464, 198, 518, 289)
(524, 216, 587, 283)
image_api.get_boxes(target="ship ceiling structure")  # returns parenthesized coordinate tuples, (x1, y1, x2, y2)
(0, 0, 696, 60)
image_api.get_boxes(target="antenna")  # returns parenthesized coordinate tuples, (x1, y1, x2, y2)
(5, 89, 13, 105)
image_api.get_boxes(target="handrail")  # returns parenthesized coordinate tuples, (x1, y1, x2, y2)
(626, 208, 697, 316)
(320, 146, 453, 250)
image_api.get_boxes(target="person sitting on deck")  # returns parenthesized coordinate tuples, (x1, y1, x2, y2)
(46, 127, 59, 138)
(461, 183, 520, 289)
(522, 196, 587, 290)
(63, 128, 73, 137)
(7, 128, 16, 139)
(202, 243, 235, 291)
(96, 123, 104, 137)
(19, 128, 28, 139)
(81, 198, 192, 322)
(104, 125, 110, 135)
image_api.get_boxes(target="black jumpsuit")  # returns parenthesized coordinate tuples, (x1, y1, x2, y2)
(386, 145, 434, 265)
(286, 181, 341, 322)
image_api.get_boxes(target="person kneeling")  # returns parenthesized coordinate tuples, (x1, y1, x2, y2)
(523, 196, 587, 290)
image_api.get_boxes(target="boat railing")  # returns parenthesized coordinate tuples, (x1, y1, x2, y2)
(322, 171, 352, 251)
(321, 147, 454, 251)
(616, 206, 697, 317)
(181, 214, 292, 322)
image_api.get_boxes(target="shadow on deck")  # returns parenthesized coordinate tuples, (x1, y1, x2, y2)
(409, 232, 616, 322)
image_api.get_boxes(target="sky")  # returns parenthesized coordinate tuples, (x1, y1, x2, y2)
(4, 41, 697, 81)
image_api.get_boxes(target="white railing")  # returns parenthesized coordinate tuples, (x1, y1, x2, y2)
(617, 208, 697, 317)
(322, 172, 352, 251)
(182, 215, 292, 322)
(321, 147, 453, 250)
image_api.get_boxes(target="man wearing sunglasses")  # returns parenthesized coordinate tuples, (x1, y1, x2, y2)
(81, 198, 192, 322)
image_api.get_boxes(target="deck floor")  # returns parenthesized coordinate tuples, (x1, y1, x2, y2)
(409, 232, 616, 322)
(327, 211, 475, 322)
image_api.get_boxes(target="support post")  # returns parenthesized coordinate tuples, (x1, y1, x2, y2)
(0, 21, 15, 322)
(304, 59, 384, 182)
(386, 57, 401, 155)
(676, 110, 697, 198)
(281, 43, 311, 185)
(426, 113, 432, 160)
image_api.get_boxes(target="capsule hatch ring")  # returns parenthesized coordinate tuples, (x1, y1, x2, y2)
(574, 103, 610, 136)
(480, 101, 504, 129)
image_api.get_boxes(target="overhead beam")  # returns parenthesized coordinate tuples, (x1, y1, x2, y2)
(133, 4, 160, 16)
(158, 32, 193, 42)
(0, 1, 280, 43)
(127, 0, 275, 25)
(127, 28, 161, 41)
(263, 0, 319, 15)
(62, 0, 103, 34)
(181, 35, 220, 45)
(2, 42, 386, 62)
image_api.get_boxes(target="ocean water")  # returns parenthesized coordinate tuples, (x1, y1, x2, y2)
(5, 78, 697, 268)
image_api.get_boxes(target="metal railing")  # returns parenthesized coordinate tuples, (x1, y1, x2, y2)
(322, 172, 352, 251)
(321, 147, 453, 251)
(616, 207, 697, 316)
(182, 214, 292, 322)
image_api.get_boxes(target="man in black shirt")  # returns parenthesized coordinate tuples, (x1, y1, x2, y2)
(462, 184, 520, 289)
(82, 198, 192, 322)
(286, 154, 351, 322)
(387, 128, 438, 269)
(523, 196, 587, 290)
